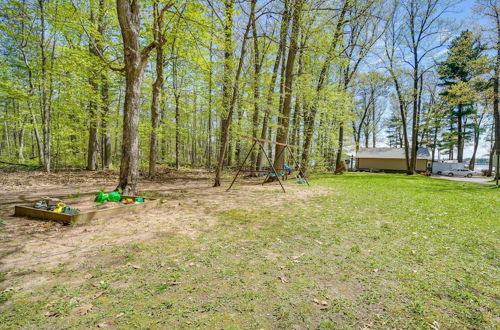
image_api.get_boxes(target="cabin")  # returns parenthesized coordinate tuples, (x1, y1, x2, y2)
(355, 147, 432, 172)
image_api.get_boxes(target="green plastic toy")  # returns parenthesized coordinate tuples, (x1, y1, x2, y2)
(108, 191, 121, 202)
(63, 206, 80, 215)
(95, 191, 122, 205)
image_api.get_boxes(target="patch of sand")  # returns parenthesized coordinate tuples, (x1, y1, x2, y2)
(0, 169, 330, 291)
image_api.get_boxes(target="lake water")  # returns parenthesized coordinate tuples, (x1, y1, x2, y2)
(472, 164, 489, 170)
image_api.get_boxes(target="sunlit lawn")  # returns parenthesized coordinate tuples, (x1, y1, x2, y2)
(1, 173, 498, 328)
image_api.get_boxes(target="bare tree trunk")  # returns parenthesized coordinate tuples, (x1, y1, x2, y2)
(214, 0, 253, 187)
(273, 0, 304, 172)
(256, 1, 290, 170)
(302, 1, 348, 172)
(488, 139, 495, 176)
(290, 39, 304, 153)
(372, 100, 376, 148)
(469, 129, 479, 171)
(206, 9, 214, 169)
(87, 78, 99, 170)
(494, 16, 500, 183)
(397, 94, 410, 171)
(431, 125, 438, 163)
(175, 94, 180, 169)
(148, 1, 165, 178)
(250, 2, 261, 173)
(192, 92, 198, 166)
(101, 77, 112, 168)
(38, 0, 51, 172)
(116, 0, 172, 194)
(17, 121, 25, 160)
(409, 49, 419, 173)
(116, 1, 146, 193)
(457, 104, 464, 163)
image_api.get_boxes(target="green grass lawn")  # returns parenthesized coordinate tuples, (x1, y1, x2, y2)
(1, 173, 499, 329)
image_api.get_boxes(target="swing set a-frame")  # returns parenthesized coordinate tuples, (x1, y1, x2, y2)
(227, 135, 310, 193)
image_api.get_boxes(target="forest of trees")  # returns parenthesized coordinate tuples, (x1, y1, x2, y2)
(0, 0, 499, 193)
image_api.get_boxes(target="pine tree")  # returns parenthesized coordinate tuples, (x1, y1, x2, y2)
(437, 30, 488, 162)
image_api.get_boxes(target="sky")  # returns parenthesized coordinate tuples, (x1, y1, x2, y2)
(376, 0, 493, 160)
(447, 0, 475, 20)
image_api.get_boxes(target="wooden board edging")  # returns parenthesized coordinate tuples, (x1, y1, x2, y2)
(14, 196, 161, 225)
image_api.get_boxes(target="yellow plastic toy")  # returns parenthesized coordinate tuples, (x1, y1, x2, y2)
(53, 202, 66, 213)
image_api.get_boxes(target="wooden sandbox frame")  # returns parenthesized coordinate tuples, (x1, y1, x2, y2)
(14, 196, 161, 225)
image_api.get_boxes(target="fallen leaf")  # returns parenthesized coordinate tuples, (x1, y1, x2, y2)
(93, 291, 105, 299)
(93, 280, 106, 288)
(278, 275, 289, 284)
(430, 321, 440, 330)
(44, 301, 56, 308)
(97, 321, 114, 328)
(44, 311, 58, 317)
(84, 274, 94, 280)
(313, 298, 328, 308)
(2, 287, 15, 293)
(126, 263, 142, 269)
(74, 303, 93, 316)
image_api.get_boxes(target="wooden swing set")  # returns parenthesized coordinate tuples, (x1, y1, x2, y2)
(227, 135, 310, 193)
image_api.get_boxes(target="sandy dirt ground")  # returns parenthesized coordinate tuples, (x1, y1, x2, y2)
(0, 169, 326, 292)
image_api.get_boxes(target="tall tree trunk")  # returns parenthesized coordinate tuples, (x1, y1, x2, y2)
(250, 2, 261, 173)
(38, 0, 51, 172)
(469, 125, 480, 171)
(116, 0, 171, 194)
(117, 1, 146, 194)
(175, 94, 180, 169)
(256, 1, 290, 170)
(431, 125, 438, 163)
(372, 100, 376, 147)
(303, 1, 348, 172)
(214, 0, 253, 187)
(457, 104, 464, 163)
(87, 78, 99, 170)
(101, 77, 112, 168)
(273, 0, 304, 171)
(192, 92, 198, 166)
(290, 40, 304, 153)
(494, 18, 500, 183)
(488, 139, 495, 176)
(409, 50, 419, 173)
(148, 1, 165, 178)
(206, 9, 214, 169)
(17, 121, 25, 160)
(389, 69, 410, 172)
